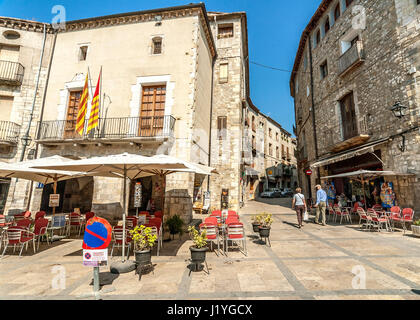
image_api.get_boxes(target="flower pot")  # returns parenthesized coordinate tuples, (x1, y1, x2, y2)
(189, 246, 208, 264)
(134, 249, 152, 267)
(411, 225, 420, 237)
(259, 226, 271, 238)
(252, 223, 261, 233)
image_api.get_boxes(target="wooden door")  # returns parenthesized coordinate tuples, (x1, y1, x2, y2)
(140, 85, 166, 137)
(340, 92, 358, 140)
(64, 90, 82, 139)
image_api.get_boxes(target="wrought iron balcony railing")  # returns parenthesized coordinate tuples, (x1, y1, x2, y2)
(0, 120, 20, 145)
(338, 41, 365, 76)
(37, 115, 176, 143)
(0, 60, 24, 85)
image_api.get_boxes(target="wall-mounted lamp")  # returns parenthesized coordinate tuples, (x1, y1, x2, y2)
(155, 15, 162, 26)
(389, 101, 408, 152)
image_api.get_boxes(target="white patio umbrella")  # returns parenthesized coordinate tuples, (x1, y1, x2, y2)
(0, 163, 86, 216)
(34, 153, 197, 261)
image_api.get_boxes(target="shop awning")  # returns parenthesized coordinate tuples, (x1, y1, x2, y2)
(244, 167, 260, 177)
(321, 170, 415, 181)
(310, 138, 389, 169)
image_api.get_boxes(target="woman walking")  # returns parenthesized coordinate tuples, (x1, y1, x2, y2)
(292, 187, 307, 229)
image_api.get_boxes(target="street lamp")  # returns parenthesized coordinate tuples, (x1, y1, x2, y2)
(389, 101, 408, 119)
(389, 102, 408, 152)
(20, 134, 32, 147)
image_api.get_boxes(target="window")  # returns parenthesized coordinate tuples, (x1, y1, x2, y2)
(64, 90, 82, 139)
(0, 44, 19, 62)
(269, 128, 272, 138)
(0, 96, 14, 121)
(219, 62, 228, 83)
(320, 61, 328, 79)
(218, 24, 234, 38)
(339, 92, 358, 140)
(350, 35, 360, 47)
(276, 146, 279, 159)
(152, 37, 162, 55)
(316, 29, 321, 46)
(252, 116, 256, 132)
(324, 17, 330, 34)
(217, 116, 227, 140)
(334, 3, 341, 21)
(78, 46, 88, 61)
(269, 143, 273, 156)
(303, 53, 308, 71)
(276, 132, 279, 141)
(282, 145, 285, 159)
(287, 147, 290, 160)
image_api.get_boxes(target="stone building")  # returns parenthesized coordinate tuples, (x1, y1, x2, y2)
(30, 4, 216, 223)
(0, 18, 55, 214)
(260, 114, 298, 193)
(291, 0, 420, 213)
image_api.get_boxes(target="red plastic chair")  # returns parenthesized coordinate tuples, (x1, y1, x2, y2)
(199, 223, 222, 255)
(126, 216, 138, 229)
(211, 210, 222, 217)
(15, 218, 32, 229)
(35, 211, 46, 220)
(110, 226, 131, 259)
(204, 217, 218, 225)
(367, 209, 389, 232)
(393, 208, 414, 234)
(154, 211, 163, 218)
(357, 208, 371, 230)
(1, 227, 35, 258)
(33, 218, 49, 250)
(226, 222, 247, 256)
(225, 217, 240, 226)
(334, 207, 351, 224)
(69, 212, 84, 236)
(0, 215, 12, 229)
(23, 211, 31, 219)
(145, 217, 163, 256)
(85, 212, 95, 222)
(13, 212, 26, 223)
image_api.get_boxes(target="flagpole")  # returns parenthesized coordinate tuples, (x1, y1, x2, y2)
(99, 66, 102, 136)
(87, 67, 94, 137)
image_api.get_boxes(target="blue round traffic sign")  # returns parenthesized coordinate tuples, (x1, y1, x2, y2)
(82, 217, 112, 250)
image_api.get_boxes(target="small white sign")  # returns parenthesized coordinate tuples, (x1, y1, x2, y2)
(49, 194, 60, 207)
(83, 249, 108, 267)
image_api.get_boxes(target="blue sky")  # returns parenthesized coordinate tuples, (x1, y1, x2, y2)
(0, 0, 321, 135)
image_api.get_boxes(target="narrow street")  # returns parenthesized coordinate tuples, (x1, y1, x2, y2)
(1, 198, 419, 300)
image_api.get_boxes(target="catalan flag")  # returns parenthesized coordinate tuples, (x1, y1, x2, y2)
(87, 69, 101, 134)
(75, 73, 89, 135)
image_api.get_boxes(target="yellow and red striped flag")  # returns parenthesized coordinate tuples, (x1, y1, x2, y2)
(87, 69, 101, 134)
(75, 73, 89, 135)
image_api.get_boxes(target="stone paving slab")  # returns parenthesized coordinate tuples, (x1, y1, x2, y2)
(1, 198, 420, 300)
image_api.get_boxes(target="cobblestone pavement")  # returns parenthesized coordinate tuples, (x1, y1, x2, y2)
(1, 198, 420, 300)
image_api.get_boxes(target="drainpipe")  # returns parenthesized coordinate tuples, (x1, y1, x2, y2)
(308, 34, 320, 194)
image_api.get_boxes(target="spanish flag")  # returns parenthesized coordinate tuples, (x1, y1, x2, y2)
(75, 73, 89, 136)
(87, 69, 101, 134)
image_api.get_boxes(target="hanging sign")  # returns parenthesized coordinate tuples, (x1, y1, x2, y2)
(134, 182, 142, 208)
(49, 194, 60, 207)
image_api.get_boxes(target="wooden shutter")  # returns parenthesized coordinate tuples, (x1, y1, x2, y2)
(340, 92, 358, 140)
(140, 85, 166, 137)
(217, 116, 227, 140)
(64, 90, 82, 139)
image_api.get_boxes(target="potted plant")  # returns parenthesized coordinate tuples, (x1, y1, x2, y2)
(258, 212, 274, 238)
(251, 214, 262, 233)
(165, 214, 184, 240)
(129, 225, 157, 267)
(411, 220, 420, 237)
(188, 226, 208, 266)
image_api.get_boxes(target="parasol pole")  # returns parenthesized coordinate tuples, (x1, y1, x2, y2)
(361, 174, 367, 210)
(53, 175, 57, 217)
(122, 165, 127, 261)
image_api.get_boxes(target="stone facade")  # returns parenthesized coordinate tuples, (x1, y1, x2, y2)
(291, 0, 420, 213)
(0, 18, 55, 215)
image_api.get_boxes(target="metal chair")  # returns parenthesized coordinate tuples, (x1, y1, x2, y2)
(1, 227, 36, 258)
(48, 214, 68, 238)
(33, 218, 50, 250)
(334, 207, 351, 224)
(200, 223, 222, 256)
(357, 207, 371, 230)
(110, 226, 131, 260)
(367, 209, 390, 232)
(225, 222, 247, 256)
(69, 212, 85, 236)
(393, 208, 415, 234)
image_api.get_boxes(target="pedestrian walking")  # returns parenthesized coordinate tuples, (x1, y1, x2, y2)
(292, 187, 307, 229)
(314, 184, 328, 226)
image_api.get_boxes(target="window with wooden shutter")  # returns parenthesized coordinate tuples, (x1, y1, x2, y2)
(140, 85, 166, 137)
(152, 37, 162, 55)
(0, 96, 13, 121)
(339, 91, 358, 140)
(218, 24, 233, 38)
(217, 116, 227, 140)
(64, 90, 82, 139)
(219, 62, 228, 83)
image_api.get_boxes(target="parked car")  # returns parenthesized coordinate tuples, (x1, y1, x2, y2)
(261, 188, 282, 198)
(281, 188, 293, 197)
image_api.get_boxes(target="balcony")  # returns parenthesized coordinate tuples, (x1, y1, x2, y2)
(325, 117, 371, 153)
(0, 61, 24, 86)
(36, 115, 176, 145)
(0, 121, 20, 145)
(338, 41, 365, 76)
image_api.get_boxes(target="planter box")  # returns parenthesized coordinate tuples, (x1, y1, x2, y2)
(411, 225, 420, 237)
